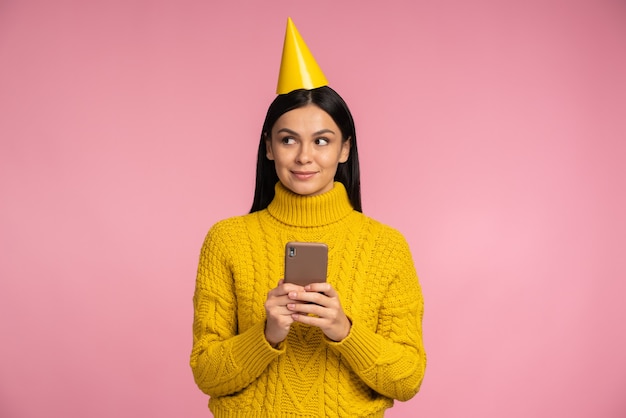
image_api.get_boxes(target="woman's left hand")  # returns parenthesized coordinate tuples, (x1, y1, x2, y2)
(287, 283, 351, 342)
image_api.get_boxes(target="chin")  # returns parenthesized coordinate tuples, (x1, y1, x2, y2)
(292, 187, 319, 196)
(282, 182, 315, 196)
(297, 184, 333, 197)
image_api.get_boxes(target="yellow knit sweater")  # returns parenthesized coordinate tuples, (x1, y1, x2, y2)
(191, 182, 426, 417)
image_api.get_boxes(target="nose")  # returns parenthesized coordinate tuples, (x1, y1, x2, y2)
(296, 143, 312, 165)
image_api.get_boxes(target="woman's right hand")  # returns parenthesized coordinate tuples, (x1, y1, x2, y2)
(264, 279, 303, 347)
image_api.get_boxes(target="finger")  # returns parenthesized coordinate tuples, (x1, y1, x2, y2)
(287, 301, 324, 316)
(291, 312, 326, 326)
(304, 282, 336, 297)
(288, 290, 334, 310)
(270, 282, 304, 298)
(271, 306, 299, 317)
(282, 282, 306, 293)
(268, 295, 298, 309)
(287, 290, 324, 305)
(269, 297, 304, 315)
(286, 303, 313, 315)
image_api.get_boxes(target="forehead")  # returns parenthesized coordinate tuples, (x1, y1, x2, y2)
(272, 105, 339, 133)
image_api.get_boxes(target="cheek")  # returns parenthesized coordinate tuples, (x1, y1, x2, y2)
(320, 149, 344, 167)
(272, 153, 292, 172)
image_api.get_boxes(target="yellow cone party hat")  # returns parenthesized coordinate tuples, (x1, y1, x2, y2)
(276, 17, 328, 94)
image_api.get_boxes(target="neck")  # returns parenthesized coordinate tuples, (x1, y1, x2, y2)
(267, 182, 354, 227)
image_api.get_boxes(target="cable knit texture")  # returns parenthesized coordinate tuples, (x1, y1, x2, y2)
(190, 182, 426, 417)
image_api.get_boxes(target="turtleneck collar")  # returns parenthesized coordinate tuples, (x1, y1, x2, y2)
(266, 182, 354, 227)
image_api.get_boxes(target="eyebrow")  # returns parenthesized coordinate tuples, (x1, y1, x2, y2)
(276, 128, 336, 137)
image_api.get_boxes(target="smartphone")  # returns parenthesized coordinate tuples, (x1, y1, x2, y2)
(284, 242, 328, 286)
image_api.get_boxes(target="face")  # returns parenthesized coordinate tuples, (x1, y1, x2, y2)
(265, 104, 351, 197)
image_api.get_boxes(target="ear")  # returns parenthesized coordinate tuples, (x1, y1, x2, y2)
(339, 137, 351, 163)
(265, 134, 274, 160)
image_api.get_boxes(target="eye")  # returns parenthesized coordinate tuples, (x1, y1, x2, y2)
(315, 138, 329, 146)
(280, 136, 296, 145)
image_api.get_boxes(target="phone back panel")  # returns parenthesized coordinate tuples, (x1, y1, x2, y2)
(284, 242, 328, 286)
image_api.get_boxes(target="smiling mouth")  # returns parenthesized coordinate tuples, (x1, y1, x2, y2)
(291, 171, 317, 180)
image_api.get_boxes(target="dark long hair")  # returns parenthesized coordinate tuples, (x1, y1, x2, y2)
(249, 86, 362, 213)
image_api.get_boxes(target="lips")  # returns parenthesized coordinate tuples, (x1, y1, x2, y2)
(291, 171, 317, 180)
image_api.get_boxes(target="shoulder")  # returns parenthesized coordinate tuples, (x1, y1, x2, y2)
(360, 217, 419, 285)
(198, 213, 265, 267)
(205, 212, 263, 239)
(356, 214, 416, 268)
(207, 215, 245, 236)
(199, 214, 257, 254)
(359, 213, 410, 246)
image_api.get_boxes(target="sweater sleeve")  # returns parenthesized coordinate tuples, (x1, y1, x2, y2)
(327, 230, 427, 401)
(190, 220, 283, 397)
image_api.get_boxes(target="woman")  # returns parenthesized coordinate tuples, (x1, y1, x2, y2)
(191, 19, 425, 418)
(191, 86, 426, 417)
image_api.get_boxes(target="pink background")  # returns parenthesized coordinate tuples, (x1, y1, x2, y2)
(1, 1, 625, 417)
